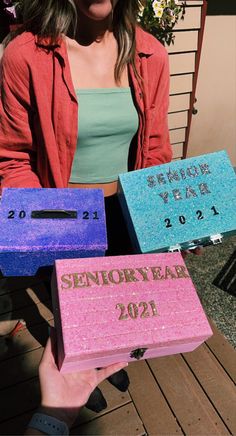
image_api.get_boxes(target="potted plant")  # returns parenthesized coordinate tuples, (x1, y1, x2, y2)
(138, 0, 186, 46)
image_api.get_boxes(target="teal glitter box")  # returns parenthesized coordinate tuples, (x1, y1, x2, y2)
(118, 151, 236, 253)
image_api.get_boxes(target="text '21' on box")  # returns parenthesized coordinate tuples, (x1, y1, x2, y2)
(0, 188, 107, 276)
(118, 150, 236, 253)
(52, 253, 212, 373)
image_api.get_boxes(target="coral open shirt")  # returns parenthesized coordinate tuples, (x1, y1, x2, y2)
(0, 27, 172, 189)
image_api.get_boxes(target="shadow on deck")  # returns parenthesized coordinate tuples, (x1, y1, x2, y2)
(0, 276, 235, 435)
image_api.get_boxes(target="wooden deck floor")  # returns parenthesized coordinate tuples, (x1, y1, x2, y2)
(0, 277, 235, 435)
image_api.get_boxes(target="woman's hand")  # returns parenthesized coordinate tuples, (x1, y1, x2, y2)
(38, 329, 128, 428)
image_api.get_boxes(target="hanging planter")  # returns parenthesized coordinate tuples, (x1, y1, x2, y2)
(138, 0, 186, 46)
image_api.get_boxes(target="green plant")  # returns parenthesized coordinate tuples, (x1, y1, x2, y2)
(138, 0, 186, 45)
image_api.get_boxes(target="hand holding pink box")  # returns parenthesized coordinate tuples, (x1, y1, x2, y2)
(51, 253, 213, 373)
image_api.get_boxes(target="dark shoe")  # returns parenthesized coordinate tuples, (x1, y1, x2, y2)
(107, 369, 130, 392)
(85, 387, 107, 413)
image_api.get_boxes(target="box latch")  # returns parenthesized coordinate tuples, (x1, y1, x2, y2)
(130, 348, 148, 360)
(168, 244, 181, 253)
(210, 234, 223, 245)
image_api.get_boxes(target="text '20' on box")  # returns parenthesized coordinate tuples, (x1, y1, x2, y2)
(0, 188, 107, 276)
(118, 150, 236, 253)
(52, 253, 212, 373)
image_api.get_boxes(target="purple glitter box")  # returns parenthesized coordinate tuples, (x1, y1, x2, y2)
(0, 188, 107, 276)
(118, 150, 236, 253)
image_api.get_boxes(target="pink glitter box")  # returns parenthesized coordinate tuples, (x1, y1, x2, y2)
(51, 253, 212, 373)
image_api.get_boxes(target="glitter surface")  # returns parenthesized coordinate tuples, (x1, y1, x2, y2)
(118, 151, 236, 253)
(0, 188, 107, 276)
(52, 253, 212, 373)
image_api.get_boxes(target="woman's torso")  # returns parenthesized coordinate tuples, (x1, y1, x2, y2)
(66, 34, 134, 196)
(0, 29, 172, 190)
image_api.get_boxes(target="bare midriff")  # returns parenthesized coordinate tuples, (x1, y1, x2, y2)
(68, 181, 118, 197)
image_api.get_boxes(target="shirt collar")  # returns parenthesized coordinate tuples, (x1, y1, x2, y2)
(34, 34, 67, 64)
(135, 26, 154, 56)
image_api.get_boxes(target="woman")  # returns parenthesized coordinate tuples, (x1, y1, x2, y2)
(0, 0, 171, 189)
(0, 0, 171, 410)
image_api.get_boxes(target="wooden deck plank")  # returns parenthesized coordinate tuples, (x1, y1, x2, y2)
(0, 384, 131, 436)
(0, 320, 53, 362)
(72, 403, 146, 436)
(0, 375, 131, 428)
(77, 381, 131, 425)
(0, 299, 53, 329)
(0, 284, 50, 327)
(0, 378, 41, 422)
(127, 359, 183, 435)
(0, 411, 33, 435)
(148, 351, 230, 435)
(183, 344, 236, 434)
(0, 277, 44, 295)
(0, 281, 52, 354)
(0, 347, 44, 389)
(207, 320, 236, 384)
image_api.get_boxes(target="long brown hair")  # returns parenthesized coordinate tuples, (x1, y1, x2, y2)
(4, 0, 141, 83)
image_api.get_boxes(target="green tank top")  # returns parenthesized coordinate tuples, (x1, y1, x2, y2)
(69, 88, 139, 183)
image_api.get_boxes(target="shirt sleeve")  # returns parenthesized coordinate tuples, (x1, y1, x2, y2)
(144, 45, 172, 167)
(0, 43, 42, 189)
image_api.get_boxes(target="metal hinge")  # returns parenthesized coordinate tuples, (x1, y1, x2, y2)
(168, 244, 181, 252)
(210, 234, 223, 245)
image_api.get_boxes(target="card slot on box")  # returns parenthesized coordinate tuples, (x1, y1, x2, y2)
(31, 209, 78, 219)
